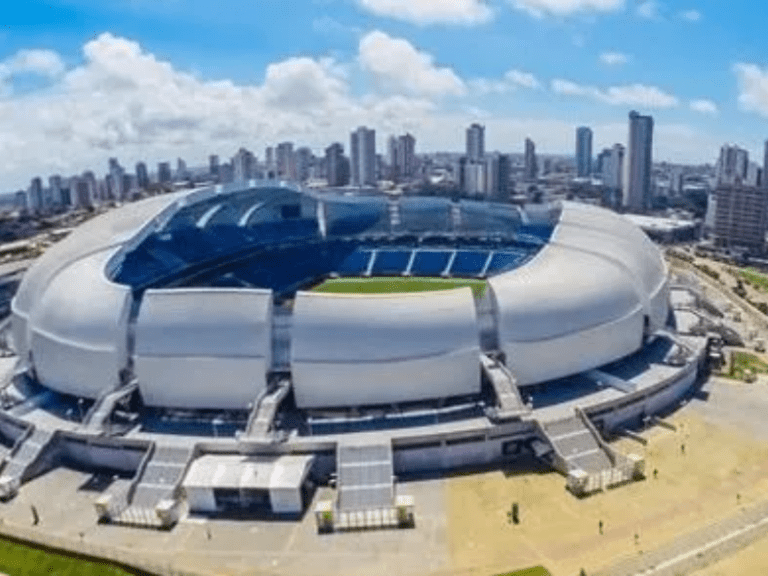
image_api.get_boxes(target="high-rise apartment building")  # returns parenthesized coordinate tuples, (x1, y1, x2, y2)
(459, 157, 486, 196)
(623, 111, 653, 212)
(576, 127, 593, 178)
(28, 177, 44, 213)
(295, 147, 313, 182)
(209, 155, 220, 182)
(466, 124, 485, 161)
(524, 138, 538, 181)
(350, 126, 376, 186)
(48, 175, 63, 208)
(325, 143, 350, 187)
(276, 142, 296, 180)
(108, 157, 126, 200)
(233, 148, 256, 182)
(157, 162, 172, 185)
(135, 162, 150, 189)
(764, 140, 768, 188)
(604, 144, 625, 190)
(484, 154, 511, 201)
(713, 184, 768, 251)
(716, 144, 749, 186)
(388, 133, 416, 181)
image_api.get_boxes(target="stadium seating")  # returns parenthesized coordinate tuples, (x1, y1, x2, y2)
(450, 251, 488, 276)
(370, 250, 411, 276)
(410, 251, 452, 276)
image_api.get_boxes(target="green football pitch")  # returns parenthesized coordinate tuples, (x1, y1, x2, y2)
(312, 276, 487, 298)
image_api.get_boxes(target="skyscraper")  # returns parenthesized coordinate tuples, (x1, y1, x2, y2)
(764, 141, 768, 189)
(350, 126, 376, 186)
(276, 142, 296, 180)
(233, 147, 256, 182)
(29, 177, 44, 213)
(49, 175, 63, 208)
(388, 133, 416, 181)
(157, 162, 172, 185)
(209, 155, 220, 182)
(524, 138, 538, 181)
(623, 111, 654, 212)
(576, 127, 593, 178)
(466, 124, 485, 161)
(713, 184, 768, 251)
(295, 147, 313, 182)
(605, 144, 625, 190)
(716, 144, 749, 186)
(325, 143, 350, 187)
(108, 158, 125, 200)
(135, 162, 149, 189)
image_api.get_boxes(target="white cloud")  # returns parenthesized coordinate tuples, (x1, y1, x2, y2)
(0, 49, 66, 80)
(636, 0, 658, 19)
(356, 0, 492, 25)
(599, 52, 629, 66)
(734, 63, 768, 117)
(505, 69, 540, 89)
(551, 78, 678, 107)
(690, 99, 718, 115)
(0, 32, 722, 190)
(358, 30, 466, 97)
(680, 9, 701, 21)
(469, 69, 540, 95)
(510, 0, 623, 18)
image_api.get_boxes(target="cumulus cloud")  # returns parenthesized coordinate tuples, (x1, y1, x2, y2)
(0, 49, 66, 80)
(734, 63, 768, 117)
(689, 99, 717, 115)
(358, 30, 466, 97)
(551, 78, 678, 107)
(680, 9, 701, 21)
(0, 32, 442, 187)
(510, 0, 623, 18)
(599, 52, 629, 66)
(356, 0, 493, 25)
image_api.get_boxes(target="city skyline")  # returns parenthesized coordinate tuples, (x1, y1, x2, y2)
(2, 1, 768, 189)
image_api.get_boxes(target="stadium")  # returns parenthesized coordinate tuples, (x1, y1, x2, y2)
(0, 182, 708, 529)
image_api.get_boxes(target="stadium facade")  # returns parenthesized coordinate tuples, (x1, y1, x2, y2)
(0, 182, 709, 527)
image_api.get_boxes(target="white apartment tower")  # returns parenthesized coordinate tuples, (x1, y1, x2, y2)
(350, 126, 376, 186)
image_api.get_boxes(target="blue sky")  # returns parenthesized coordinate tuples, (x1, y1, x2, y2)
(1, 0, 768, 189)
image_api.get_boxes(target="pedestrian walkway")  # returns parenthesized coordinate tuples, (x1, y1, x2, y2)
(593, 499, 768, 576)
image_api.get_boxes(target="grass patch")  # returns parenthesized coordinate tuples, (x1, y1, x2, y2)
(313, 276, 487, 298)
(0, 536, 141, 576)
(728, 350, 768, 381)
(740, 268, 768, 292)
(494, 567, 551, 576)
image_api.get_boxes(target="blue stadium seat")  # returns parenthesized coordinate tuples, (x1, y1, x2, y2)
(371, 250, 411, 275)
(410, 251, 451, 276)
(338, 250, 373, 275)
(450, 251, 488, 276)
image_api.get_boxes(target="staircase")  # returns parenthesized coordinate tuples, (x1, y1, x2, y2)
(540, 416, 612, 474)
(0, 427, 54, 498)
(111, 444, 194, 528)
(81, 382, 138, 434)
(246, 382, 290, 440)
(480, 354, 529, 420)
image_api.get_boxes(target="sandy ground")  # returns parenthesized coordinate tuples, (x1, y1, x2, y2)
(445, 381, 768, 576)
